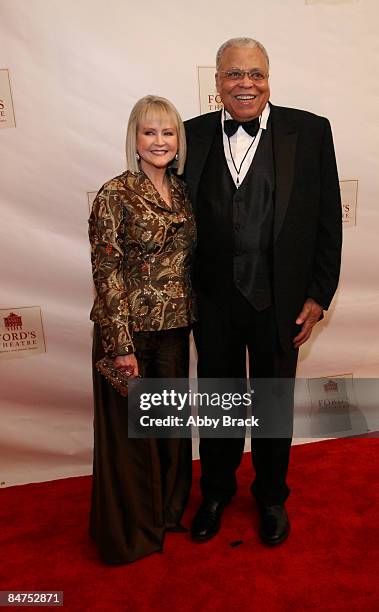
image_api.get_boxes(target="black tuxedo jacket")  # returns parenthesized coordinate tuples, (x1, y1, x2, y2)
(184, 104, 342, 352)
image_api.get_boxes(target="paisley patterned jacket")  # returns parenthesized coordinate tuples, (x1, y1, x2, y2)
(89, 170, 197, 356)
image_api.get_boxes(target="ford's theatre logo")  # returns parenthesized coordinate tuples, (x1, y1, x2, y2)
(4, 312, 23, 331)
(206, 93, 223, 112)
(323, 379, 338, 393)
(197, 67, 223, 115)
(2, 312, 37, 348)
(340, 180, 358, 227)
(0, 69, 16, 129)
(308, 375, 354, 437)
(0, 307, 46, 358)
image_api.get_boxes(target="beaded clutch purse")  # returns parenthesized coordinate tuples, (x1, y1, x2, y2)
(95, 356, 140, 397)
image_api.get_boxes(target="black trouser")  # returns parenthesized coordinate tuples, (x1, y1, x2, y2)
(134, 327, 190, 378)
(134, 328, 192, 514)
(194, 290, 298, 506)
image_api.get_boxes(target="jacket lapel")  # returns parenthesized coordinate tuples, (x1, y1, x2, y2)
(271, 105, 298, 242)
(124, 171, 173, 211)
(185, 111, 221, 210)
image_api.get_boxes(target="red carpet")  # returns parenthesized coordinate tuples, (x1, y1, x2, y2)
(1, 438, 378, 611)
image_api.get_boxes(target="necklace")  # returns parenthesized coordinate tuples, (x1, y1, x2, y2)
(226, 114, 262, 187)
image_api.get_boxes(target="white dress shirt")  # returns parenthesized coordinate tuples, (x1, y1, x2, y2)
(221, 103, 271, 188)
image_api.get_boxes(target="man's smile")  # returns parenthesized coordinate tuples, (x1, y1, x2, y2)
(234, 94, 258, 105)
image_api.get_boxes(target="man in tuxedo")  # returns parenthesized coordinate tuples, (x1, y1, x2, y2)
(184, 37, 342, 545)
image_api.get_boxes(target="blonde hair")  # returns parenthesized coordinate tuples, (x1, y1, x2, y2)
(126, 95, 186, 175)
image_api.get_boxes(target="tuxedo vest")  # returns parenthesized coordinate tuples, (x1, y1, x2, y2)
(195, 120, 275, 311)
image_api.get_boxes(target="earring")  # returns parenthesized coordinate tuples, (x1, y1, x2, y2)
(175, 153, 179, 161)
(136, 153, 140, 161)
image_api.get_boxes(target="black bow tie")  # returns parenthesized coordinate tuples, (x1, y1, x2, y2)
(223, 117, 260, 138)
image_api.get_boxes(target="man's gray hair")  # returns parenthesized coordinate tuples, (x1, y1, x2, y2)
(216, 37, 270, 71)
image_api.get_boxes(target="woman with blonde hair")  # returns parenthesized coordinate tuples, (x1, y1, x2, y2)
(89, 95, 196, 564)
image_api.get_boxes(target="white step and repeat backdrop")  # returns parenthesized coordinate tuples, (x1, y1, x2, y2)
(1, 0, 378, 486)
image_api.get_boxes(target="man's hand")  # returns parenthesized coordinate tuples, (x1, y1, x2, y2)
(293, 298, 323, 349)
(114, 353, 139, 378)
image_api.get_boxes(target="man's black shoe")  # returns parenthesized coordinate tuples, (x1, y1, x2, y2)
(191, 499, 226, 542)
(259, 504, 290, 546)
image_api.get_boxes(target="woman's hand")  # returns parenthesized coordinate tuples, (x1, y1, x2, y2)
(114, 353, 139, 378)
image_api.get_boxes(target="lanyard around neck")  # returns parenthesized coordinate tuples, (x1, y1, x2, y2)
(225, 112, 262, 187)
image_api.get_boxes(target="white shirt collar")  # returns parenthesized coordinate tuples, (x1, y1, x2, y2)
(222, 102, 270, 130)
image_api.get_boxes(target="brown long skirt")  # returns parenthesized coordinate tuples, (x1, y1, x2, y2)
(89, 325, 192, 564)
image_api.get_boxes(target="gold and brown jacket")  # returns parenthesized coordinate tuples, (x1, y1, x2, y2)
(89, 170, 196, 356)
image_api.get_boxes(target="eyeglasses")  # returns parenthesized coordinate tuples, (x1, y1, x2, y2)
(219, 70, 268, 82)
